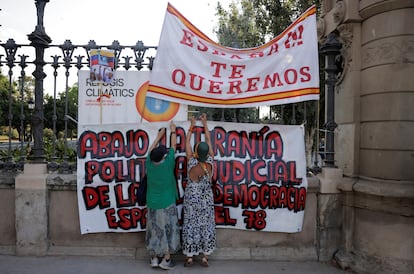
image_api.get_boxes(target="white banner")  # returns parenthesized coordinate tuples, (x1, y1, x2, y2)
(147, 4, 319, 108)
(78, 70, 187, 125)
(77, 70, 187, 233)
(77, 121, 307, 234)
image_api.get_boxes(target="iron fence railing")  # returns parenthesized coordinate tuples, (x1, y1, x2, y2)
(0, 38, 320, 174)
(0, 0, 340, 174)
(0, 38, 157, 173)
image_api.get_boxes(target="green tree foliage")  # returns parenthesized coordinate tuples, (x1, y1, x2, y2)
(44, 83, 78, 139)
(247, 0, 322, 128)
(0, 69, 78, 164)
(250, 0, 324, 167)
(205, 0, 320, 125)
(251, 0, 292, 39)
(194, 0, 262, 122)
(0, 72, 10, 128)
(216, 0, 264, 47)
(0, 70, 35, 140)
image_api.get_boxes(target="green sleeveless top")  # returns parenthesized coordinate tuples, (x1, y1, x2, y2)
(145, 148, 178, 209)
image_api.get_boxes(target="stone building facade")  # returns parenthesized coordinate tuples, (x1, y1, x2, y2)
(317, 0, 414, 273)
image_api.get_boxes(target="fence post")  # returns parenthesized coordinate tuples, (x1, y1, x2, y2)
(14, 0, 51, 257)
(320, 32, 341, 167)
(27, 0, 51, 163)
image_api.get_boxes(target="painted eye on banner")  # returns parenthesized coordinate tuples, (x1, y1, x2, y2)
(135, 81, 179, 122)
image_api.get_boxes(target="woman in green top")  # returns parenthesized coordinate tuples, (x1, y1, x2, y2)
(145, 121, 180, 270)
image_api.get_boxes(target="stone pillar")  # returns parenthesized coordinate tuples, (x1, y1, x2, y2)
(15, 164, 48, 256)
(359, 1, 414, 182)
(354, 1, 414, 272)
(316, 168, 343, 261)
(319, 0, 414, 273)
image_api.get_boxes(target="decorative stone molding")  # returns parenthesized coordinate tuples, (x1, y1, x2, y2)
(318, 1, 356, 88)
(335, 24, 354, 85)
(360, 0, 414, 20)
(333, 0, 346, 24)
(320, 0, 332, 16)
(317, 0, 343, 41)
(338, 176, 414, 199)
(317, 18, 326, 41)
(362, 37, 414, 68)
(318, 1, 354, 85)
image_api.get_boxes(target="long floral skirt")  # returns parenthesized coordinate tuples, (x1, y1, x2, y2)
(182, 180, 216, 257)
(145, 204, 181, 257)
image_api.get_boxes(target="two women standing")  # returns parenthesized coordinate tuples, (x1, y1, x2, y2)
(145, 114, 216, 269)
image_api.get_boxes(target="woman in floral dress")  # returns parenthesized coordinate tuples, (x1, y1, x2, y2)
(182, 113, 216, 267)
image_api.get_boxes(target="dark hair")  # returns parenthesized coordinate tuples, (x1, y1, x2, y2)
(195, 142, 209, 162)
(150, 145, 167, 162)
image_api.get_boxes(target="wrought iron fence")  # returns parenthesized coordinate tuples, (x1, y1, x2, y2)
(0, 38, 320, 174)
(0, 0, 339, 174)
(0, 38, 157, 173)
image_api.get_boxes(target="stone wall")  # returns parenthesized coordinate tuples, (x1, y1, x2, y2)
(0, 169, 324, 262)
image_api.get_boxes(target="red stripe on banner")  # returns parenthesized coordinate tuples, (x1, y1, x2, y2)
(148, 84, 319, 105)
(167, 3, 316, 54)
(153, 4, 319, 108)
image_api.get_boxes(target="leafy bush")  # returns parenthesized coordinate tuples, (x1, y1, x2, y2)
(43, 129, 77, 163)
(0, 128, 77, 165)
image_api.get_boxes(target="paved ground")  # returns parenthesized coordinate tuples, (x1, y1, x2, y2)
(0, 255, 352, 274)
